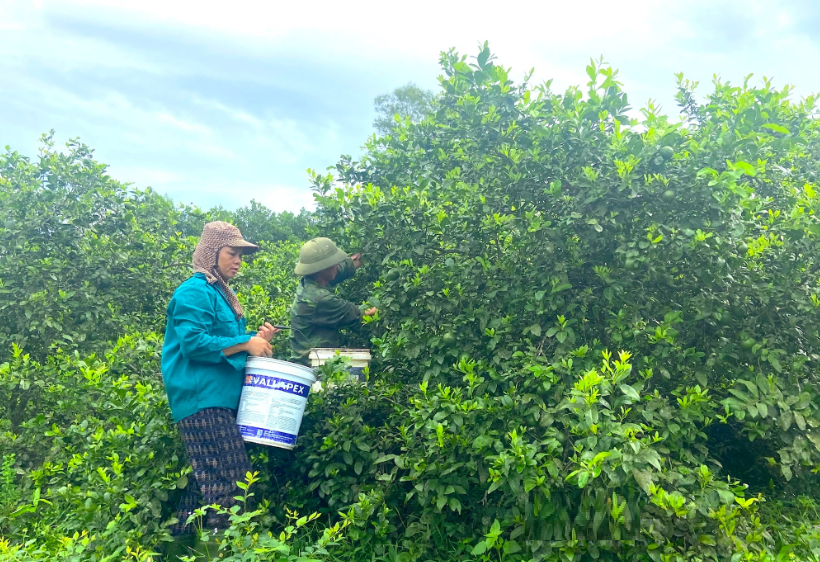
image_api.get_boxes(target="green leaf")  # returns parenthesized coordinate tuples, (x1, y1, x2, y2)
(619, 384, 641, 401)
(477, 46, 490, 69)
(448, 497, 462, 514)
(632, 469, 653, 494)
(780, 410, 793, 431)
(807, 432, 820, 452)
(761, 123, 790, 134)
(529, 324, 542, 337)
(551, 283, 572, 294)
(503, 540, 522, 555)
(732, 160, 757, 176)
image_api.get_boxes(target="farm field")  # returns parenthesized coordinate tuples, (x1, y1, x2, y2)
(2, 47, 820, 561)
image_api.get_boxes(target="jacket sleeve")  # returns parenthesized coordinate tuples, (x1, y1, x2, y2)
(330, 257, 356, 287)
(312, 293, 363, 329)
(169, 285, 251, 367)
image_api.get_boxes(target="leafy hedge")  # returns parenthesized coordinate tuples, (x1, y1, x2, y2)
(298, 46, 820, 559)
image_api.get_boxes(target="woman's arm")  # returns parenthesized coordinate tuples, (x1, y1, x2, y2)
(170, 285, 254, 362)
(223, 337, 272, 357)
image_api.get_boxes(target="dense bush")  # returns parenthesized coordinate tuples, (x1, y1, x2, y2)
(296, 45, 820, 560)
(234, 241, 301, 359)
(0, 134, 190, 361)
(0, 334, 184, 558)
(0, 138, 312, 559)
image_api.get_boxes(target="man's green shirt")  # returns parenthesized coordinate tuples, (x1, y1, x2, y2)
(289, 258, 361, 365)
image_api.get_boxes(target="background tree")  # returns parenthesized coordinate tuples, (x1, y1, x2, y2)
(373, 82, 435, 136)
(205, 201, 313, 244)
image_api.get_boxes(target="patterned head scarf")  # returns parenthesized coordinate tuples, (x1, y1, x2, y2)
(192, 221, 259, 319)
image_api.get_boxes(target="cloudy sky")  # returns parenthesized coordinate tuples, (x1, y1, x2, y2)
(1, 1, 819, 212)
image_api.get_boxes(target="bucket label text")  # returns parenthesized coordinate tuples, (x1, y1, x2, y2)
(244, 373, 310, 396)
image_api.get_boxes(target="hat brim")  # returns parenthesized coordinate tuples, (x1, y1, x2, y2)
(228, 239, 260, 254)
(295, 248, 348, 276)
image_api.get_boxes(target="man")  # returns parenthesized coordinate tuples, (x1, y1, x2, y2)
(289, 237, 377, 365)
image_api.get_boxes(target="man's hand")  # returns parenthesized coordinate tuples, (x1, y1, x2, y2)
(350, 253, 363, 269)
(363, 307, 378, 317)
(256, 322, 280, 342)
(245, 336, 273, 357)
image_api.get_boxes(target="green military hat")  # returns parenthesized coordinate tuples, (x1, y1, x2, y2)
(295, 237, 349, 276)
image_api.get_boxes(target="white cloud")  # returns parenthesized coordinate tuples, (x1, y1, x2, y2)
(155, 113, 212, 136)
(191, 97, 264, 128)
(112, 166, 182, 186)
(252, 184, 317, 213)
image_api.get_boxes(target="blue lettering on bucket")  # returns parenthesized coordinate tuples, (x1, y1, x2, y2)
(243, 373, 310, 396)
(238, 424, 297, 446)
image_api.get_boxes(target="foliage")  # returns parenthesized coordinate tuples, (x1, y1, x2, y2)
(373, 83, 436, 137)
(3, 43, 820, 562)
(0, 134, 192, 361)
(0, 336, 340, 561)
(183, 472, 348, 562)
(234, 240, 301, 358)
(0, 335, 184, 557)
(201, 201, 313, 245)
(302, 43, 820, 560)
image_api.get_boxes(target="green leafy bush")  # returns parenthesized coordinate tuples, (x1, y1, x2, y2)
(234, 241, 301, 359)
(0, 336, 184, 554)
(294, 45, 820, 560)
(0, 134, 192, 361)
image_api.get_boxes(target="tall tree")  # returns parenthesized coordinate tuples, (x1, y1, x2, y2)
(373, 82, 434, 136)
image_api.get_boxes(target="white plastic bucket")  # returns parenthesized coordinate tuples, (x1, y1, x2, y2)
(308, 348, 371, 392)
(236, 357, 316, 449)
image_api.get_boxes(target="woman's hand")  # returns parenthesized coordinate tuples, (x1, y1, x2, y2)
(350, 253, 363, 269)
(256, 322, 280, 342)
(245, 336, 273, 357)
(363, 307, 378, 317)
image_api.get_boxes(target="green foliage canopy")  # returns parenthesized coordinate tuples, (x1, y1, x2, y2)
(0, 134, 191, 361)
(301, 45, 820, 560)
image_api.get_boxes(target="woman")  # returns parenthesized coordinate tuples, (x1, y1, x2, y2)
(161, 221, 278, 542)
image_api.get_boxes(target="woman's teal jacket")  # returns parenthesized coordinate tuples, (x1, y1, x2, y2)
(161, 273, 253, 422)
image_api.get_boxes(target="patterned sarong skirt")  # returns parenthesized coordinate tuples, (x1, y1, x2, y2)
(171, 407, 251, 535)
